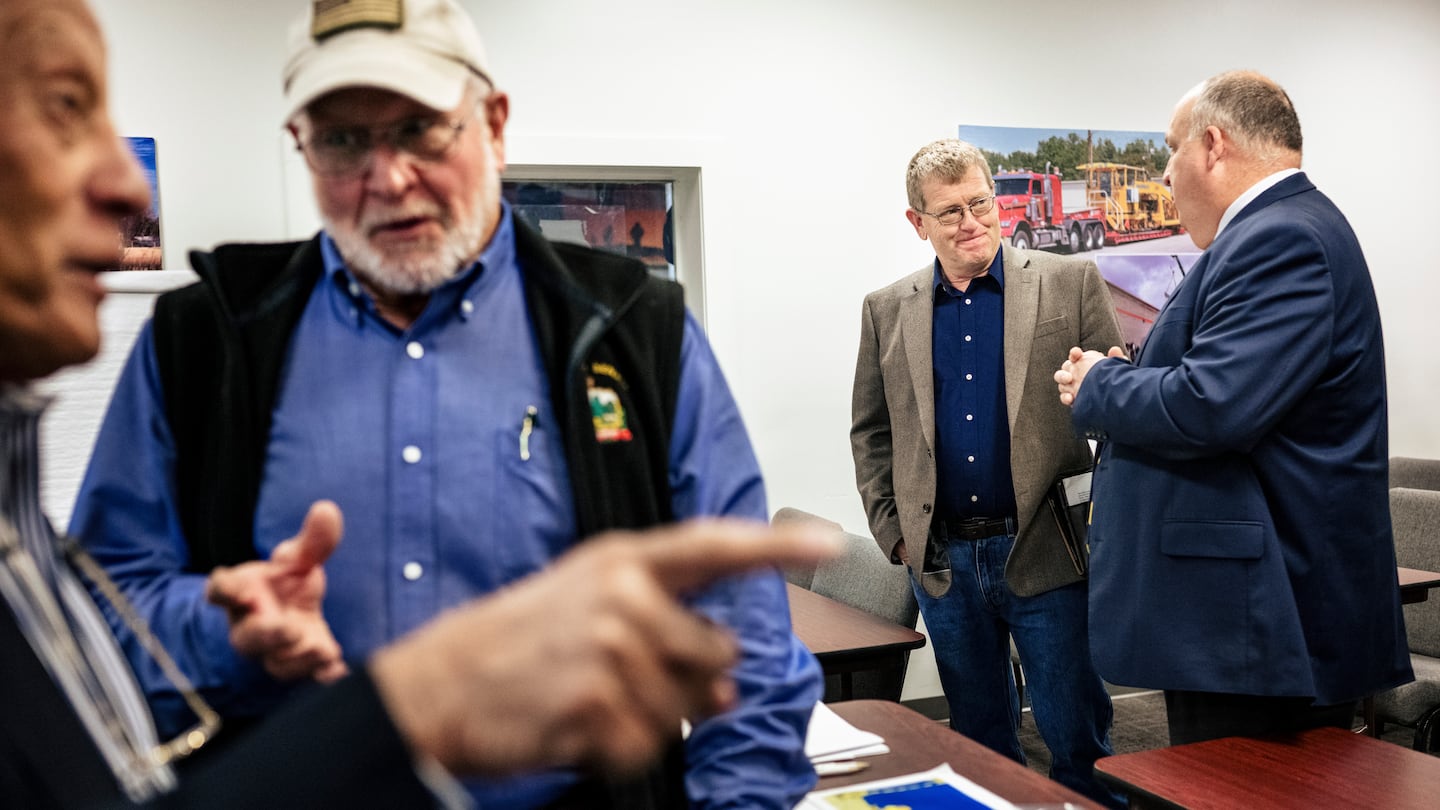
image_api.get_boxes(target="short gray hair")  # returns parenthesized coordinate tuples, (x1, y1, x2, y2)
(906, 139, 993, 211)
(1187, 70, 1302, 165)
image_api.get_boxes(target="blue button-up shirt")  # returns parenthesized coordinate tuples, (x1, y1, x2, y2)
(71, 209, 822, 809)
(931, 251, 1016, 521)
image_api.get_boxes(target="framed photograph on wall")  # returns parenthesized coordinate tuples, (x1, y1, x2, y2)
(116, 135, 162, 271)
(958, 124, 1201, 349)
(1093, 252, 1199, 356)
(957, 123, 1187, 256)
(501, 164, 706, 325)
(501, 178, 675, 281)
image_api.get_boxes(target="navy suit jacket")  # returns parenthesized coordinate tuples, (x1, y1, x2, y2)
(1071, 172, 1412, 704)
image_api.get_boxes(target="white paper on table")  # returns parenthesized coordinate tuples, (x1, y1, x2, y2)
(800, 763, 1022, 810)
(804, 702, 890, 762)
(810, 741, 890, 764)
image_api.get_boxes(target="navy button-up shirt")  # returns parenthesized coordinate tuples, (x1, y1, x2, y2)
(932, 250, 1016, 521)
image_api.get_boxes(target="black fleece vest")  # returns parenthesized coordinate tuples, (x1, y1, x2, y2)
(153, 217, 682, 571)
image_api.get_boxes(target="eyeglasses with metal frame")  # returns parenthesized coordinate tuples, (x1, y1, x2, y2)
(62, 537, 223, 769)
(917, 194, 997, 226)
(0, 516, 222, 778)
(296, 110, 475, 177)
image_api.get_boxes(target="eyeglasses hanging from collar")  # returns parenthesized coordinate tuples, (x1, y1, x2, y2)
(0, 515, 221, 775)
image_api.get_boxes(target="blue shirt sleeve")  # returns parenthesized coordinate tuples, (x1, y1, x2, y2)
(669, 312, 823, 809)
(69, 321, 285, 736)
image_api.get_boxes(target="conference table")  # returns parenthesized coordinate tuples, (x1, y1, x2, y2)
(818, 700, 1101, 807)
(1399, 565, 1440, 604)
(1095, 725, 1440, 810)
(786, 582, 926, 701)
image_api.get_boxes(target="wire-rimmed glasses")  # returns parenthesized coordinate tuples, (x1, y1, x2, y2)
(296, 111, 474, 176)
(918, 194, 997, 226)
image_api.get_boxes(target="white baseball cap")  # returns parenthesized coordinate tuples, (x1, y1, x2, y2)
(282, 0, 493, 122)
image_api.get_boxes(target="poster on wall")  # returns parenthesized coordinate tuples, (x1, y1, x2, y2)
(501, 180, 676, 281)
(1092, 252, 1200, 357)
(959, 124, 1200, 346)
(116, 136, 162, 271)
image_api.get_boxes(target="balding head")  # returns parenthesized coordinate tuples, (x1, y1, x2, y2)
(1163, 70, 1305, 249)
(1183, 70, 1303, 171)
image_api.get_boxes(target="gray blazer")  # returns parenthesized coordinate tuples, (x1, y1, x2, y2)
(850, 244, 1123, 597)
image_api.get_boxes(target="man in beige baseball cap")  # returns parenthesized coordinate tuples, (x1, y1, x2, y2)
(73, 1, 827, 808)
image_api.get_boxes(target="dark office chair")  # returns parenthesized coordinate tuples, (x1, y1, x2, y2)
(772, 508, 920, 701)
(1372, 487, 1440, 752)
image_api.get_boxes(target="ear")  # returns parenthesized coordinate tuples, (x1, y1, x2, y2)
(905, 208, 929, 241)
(1202, 125, 1225, 169)
(485, 92, 510, 172)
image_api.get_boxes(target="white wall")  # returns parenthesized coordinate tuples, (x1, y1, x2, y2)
(46, 0, 1440, 701)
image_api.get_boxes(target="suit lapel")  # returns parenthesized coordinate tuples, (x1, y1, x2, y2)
(900, 268, 937, 451)
(1001, 244, 1037, 434)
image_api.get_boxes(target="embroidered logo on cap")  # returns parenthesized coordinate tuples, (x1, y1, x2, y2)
(311, 0, 404, 41)
(587, 363, 633, 443)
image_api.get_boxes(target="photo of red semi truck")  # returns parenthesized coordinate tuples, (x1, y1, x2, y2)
(994, 162, 1184, 253)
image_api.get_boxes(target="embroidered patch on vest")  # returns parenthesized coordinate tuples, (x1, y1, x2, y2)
(587, 362, 633, 443)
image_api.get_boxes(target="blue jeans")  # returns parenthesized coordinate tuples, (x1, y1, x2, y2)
(912, 532, 1124, 808)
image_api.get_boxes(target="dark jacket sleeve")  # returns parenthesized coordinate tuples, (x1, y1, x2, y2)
(136, 669, 437, 809)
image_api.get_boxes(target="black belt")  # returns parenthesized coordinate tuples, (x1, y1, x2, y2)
(935, 515, 1017, 541)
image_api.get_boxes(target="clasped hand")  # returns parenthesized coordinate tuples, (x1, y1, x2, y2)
(1055, 345, 1127, 406)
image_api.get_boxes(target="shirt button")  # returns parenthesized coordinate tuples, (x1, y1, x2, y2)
(966, 414, 974, 421)
(970, 495, 979, 503)
(402, 445, 422, 464)
(402, 562, 424, 581)
(460, 299, 475, 315)
(348, 282, 362, 298)
(964, 335, 972, 342)
(967, 455, 975, 462)
(965, 373, 973, 381)
(406, 341, 425, 360)
(964, 299, 972, 305)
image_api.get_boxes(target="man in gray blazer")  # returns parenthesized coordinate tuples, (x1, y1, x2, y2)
(851, 139, 1124, 806)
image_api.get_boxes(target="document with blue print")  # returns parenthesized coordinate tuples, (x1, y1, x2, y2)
(802, 764, 1019, 809)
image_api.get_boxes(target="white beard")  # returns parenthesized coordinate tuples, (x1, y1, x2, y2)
(325, 179, 496, 296)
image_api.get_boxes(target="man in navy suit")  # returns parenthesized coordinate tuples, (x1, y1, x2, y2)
(1054, 70, 1413, 744)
